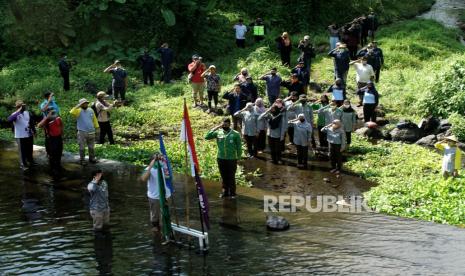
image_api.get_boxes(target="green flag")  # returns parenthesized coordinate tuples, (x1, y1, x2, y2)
(157, 161, 173, 241)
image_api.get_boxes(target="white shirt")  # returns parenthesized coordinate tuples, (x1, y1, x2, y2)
(13, 111, 32, 138)
(234, 24, 247, 39)
(353, 63, 374, 83)
(145, 163, 171, 200)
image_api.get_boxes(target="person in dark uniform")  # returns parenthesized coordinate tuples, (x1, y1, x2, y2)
(58, 53, 71, 91)
(156, 43, 174, 84)
(137, 50, 156, 86)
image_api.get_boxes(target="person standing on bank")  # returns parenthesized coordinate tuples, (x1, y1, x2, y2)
(328, 43, 351, 84)
(8, 100, 37, 170)
(58, 53, 71, 91)
(259, 102, 286, 164)
(289, 113, 312, 169)
(254, 98, 267, 153)
(201, 65, 221, 113)
(205, 118, 242, 198)
(357, 81, 379, 123)
(38, 108, 63, 175)
(350, 56, 375, 100)
(156, 43, 174, 84)
(322, 119, 346, 174)
(340, 99, 357, 146)
(137, 49, 156, 86)
(435, 136, 463, 178)
(70, 98, 99, 165)
(88, 169, 110, 232)
(95, 91, 115, 145)
(259, 68, 282, 105)
(234, 102, 258, 158)
(223, 84, 247, 131)
(104, 60, 128, 102)
(327, 78, 346, 106)
(328, 24, 340, 51)
(140, 153, 172, 232)
(250, 18, 265, 42)
(233, 19, 248, 48)
(297, 35, 316, 75)
(276, 32, 292, 67)
(188, 55, 206, 107)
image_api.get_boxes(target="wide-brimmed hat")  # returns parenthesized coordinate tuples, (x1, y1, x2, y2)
(339, 43, 347, 48)
(304, 35, 310, 40)
(15, 100, 25, 108)
(445, 135, 458, 143)
(209, 65, 216, 69)
(96, 91, 107, 98)
(78, 98, 90, 106)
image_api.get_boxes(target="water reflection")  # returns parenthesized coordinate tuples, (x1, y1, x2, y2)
(94, 231, 113, 275)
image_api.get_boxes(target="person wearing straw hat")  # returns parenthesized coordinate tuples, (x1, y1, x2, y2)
(7, 100, 37, 170)
(70, 98, 99, 165)
(201, 65, 221, 113)
(140, 153, 172, 232)
(95, 91, 115, 145)
(435, 136, 463, 178)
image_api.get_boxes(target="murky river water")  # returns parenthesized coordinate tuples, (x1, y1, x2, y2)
(1, 143, 465, 275)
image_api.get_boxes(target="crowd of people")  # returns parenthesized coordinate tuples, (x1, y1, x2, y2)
(7, 11, 386, 232)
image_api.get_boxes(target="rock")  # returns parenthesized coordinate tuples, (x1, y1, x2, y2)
(356, 127, 384, 139)
(438, 119, 452, 133)
(415, 134, 437, 147)
(309, 82, 322, 92)
(266, 215, 290, 231)
(375, 117, 389, 126)
(356, 109, 364, 120)
(458, 142, 465, 152)
(390, 123, 422, 143)
(323, 177, 331, 183)
(418, 117, 440, 135)
(436, 129, 453, 141)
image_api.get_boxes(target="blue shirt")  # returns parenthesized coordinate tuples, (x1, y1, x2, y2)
(40, 99, 60, 117)
(77, 108, 96, 132)
(262, 75, 282, 97)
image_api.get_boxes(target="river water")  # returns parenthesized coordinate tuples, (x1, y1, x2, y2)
(1, 143, 465, 275)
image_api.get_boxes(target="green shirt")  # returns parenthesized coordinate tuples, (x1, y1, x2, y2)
(311, 103, 325, 126)
(205, 129, 242, 160)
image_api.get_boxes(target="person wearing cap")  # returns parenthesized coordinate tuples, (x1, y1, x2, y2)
(258, 101, 287, 164)
(156, 43, 174, 84)
(328, 43, 351, 84)
(240, 76, 258, 103)
(350, 56, 375, 92)
(87, 169, 110, 231)
(259, 68, 282, 105)
(95, 91, 115, 144)
(291, 61, 310, 91)
(58, 53, 71, 91)
(233, 18, 248, 48)
(435, 136, 463, 178)
(205, 118, 242, 198)
(233, 68, 249, 84)
(39, 91, 60, 117)
(275, 32, 292, 67)
(328, 24, 340, 51)
(70, 98, 99, 165)
(188, 55, 206, 107)
(140, 153, 172, 232)
(254, 98, 267, 153)
(280, 73, 305, 97)
(234, 102, 259, 158)
(288, 113, 312, 169)
(38, 107, 63, 175)
(223, 84, 248, 131)
(356, 81, 379, 122)
(327, 78, 346, 106)
(322, 119, 346, 173)
(201, 65, 221, 113)
(297, 35, 316, 75)
(8, 100, 37, 170)
(104, 60, 128, 101)
(136, 49, 156, 86)
(340, 99, 357, 146)
(249, 18, 265, 42)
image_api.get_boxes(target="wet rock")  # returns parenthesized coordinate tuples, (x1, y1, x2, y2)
(266, 215, 290, 231)
(309, 82, 322, 93)
(323, 177, 331, 183)
(375, 117, 389, 126)
(356, 127, 384, 139)
(438, 119, 452, 133)
(436, 129, 453, 141)
(418, 117, 440, 135)
(390, 121, 422, 143)
(415, 134, 437, 147)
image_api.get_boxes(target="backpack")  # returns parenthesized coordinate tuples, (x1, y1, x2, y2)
(91, 102, 99, 117)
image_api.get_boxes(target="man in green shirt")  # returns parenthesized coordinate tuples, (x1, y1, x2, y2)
(205, 118, 242, 198)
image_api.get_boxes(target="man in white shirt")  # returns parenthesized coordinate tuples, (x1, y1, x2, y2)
(233, 19, 248, 48)
(7, 100, 36, 170)
(140, 153, 171, 232)
(350, 56, 375, 89)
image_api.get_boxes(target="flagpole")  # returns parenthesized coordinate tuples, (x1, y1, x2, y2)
(183, 98, 190, 231)
(194, 169, 206, 236)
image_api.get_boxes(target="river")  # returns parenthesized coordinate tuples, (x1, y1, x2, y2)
(1, 143, 465, 275)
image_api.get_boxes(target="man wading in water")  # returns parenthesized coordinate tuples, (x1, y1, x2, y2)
(88, 170, 110, 232)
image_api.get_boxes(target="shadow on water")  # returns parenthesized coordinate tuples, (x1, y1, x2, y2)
(1, 142, 465, 275)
